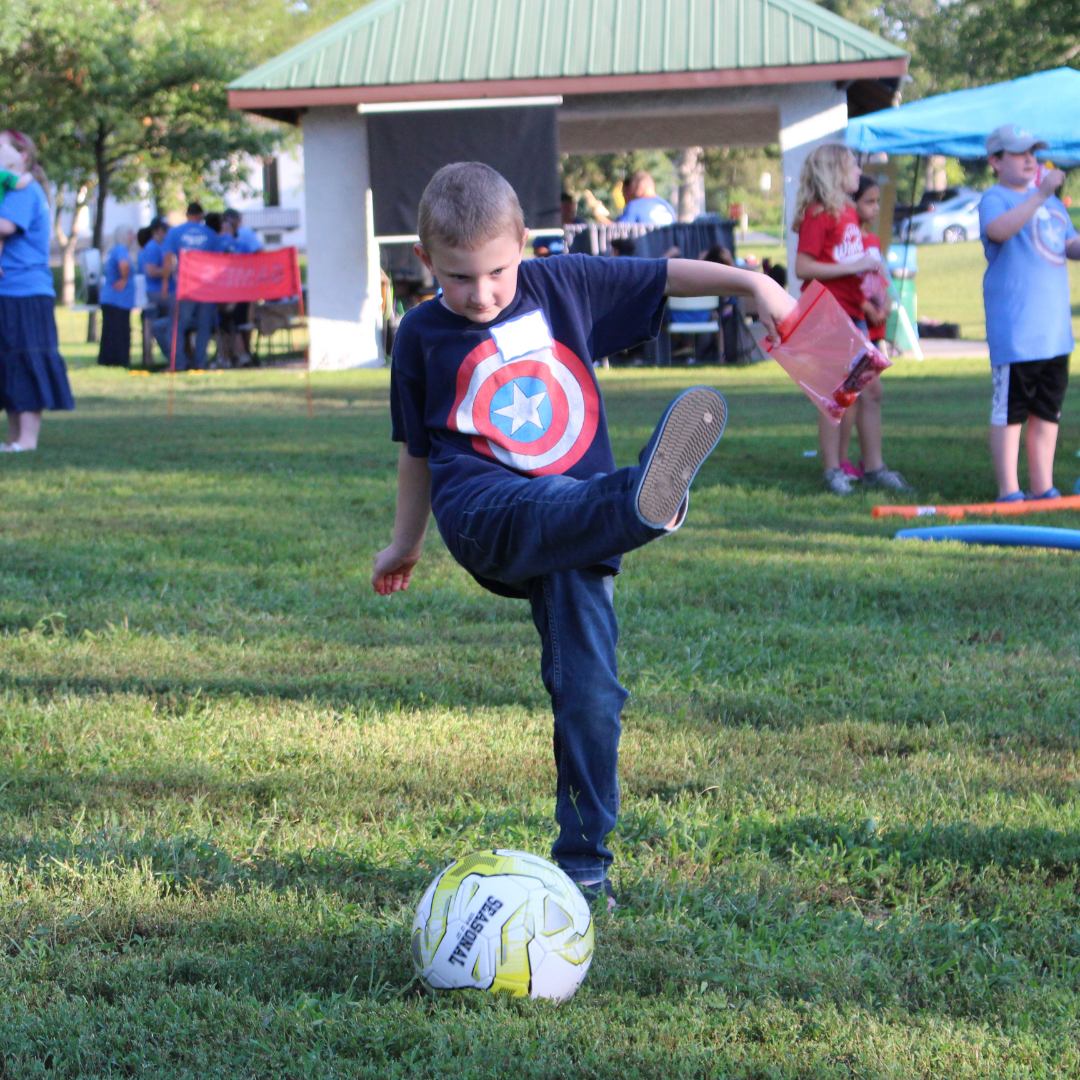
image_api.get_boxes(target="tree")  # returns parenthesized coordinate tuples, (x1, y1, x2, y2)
(0, 0, 284, 252)
(675, 148, 706, 223)
(155, 0, 374, 68)
(841, 0, 1080, 99)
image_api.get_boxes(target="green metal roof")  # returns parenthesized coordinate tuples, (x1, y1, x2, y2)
(231, 0, 905, 93)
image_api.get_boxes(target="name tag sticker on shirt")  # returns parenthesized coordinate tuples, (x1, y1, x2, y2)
(490, 309, 554, 363)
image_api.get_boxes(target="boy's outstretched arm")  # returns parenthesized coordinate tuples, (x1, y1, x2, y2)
(372, 446, 432, 596)
(665, 258, 797, 343)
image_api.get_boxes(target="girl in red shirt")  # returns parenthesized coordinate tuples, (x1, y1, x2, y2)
(794, 145, 910, 494)
(838, 174, 896, 478)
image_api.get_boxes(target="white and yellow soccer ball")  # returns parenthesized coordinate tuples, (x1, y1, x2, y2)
(411, 849, 595, 1002)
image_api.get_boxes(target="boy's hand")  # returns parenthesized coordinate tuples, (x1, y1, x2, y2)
(1038, 168, 1065, 198)
(751, 275, 797, 344)
(372, 544, 422, 596)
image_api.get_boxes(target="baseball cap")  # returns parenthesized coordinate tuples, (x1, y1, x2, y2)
(986, 124, 1048, 156)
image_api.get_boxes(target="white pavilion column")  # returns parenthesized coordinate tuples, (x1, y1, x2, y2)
(302, 107, 383, 369)
(779, 85, 849, 294)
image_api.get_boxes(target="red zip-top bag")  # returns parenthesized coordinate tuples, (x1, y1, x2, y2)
(764, 280, 891, 424)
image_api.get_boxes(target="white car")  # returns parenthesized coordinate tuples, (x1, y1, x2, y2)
(902, 189, 982, 244)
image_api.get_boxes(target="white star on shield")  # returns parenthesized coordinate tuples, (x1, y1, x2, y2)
(493, 381, 548, 435)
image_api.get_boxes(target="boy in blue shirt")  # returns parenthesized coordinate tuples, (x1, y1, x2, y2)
(980, 124, 1080, 501)
(372, 162, 794, 907)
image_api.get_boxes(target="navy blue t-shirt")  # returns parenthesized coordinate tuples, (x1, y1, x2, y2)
(390, 253, 668, 530)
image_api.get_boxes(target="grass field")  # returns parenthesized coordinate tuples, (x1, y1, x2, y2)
(1, 315, 1078, 1077)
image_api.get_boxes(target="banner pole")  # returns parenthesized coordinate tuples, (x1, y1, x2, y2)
(167, 296, 180, 418)
(294, 251, 313, 418)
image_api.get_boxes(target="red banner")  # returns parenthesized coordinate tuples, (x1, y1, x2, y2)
(176, 247, 302, 303)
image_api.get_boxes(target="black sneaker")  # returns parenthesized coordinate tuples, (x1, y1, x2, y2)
(578, 879, 618, 913)
(635, 386, 727, 528)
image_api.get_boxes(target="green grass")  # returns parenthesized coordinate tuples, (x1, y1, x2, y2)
(1, 318, 1079, 1077)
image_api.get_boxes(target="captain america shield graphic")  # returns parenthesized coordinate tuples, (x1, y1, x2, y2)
(449, 337, 600, 475)
(1031, 204, 1069, 266)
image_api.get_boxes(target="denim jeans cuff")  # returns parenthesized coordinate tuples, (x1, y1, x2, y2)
(559, 864, 609, 885)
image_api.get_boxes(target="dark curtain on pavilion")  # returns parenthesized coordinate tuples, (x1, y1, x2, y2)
(368, 105, 560, 236)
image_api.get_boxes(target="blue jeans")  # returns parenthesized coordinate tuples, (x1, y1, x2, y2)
(439, 465, 666, 884)
(152, 299, 215, 370)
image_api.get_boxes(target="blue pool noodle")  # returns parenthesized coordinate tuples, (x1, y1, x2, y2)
(896, 525, 1080, 551)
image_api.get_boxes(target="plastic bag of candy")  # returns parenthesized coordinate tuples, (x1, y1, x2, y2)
(764, 280, 891, 424)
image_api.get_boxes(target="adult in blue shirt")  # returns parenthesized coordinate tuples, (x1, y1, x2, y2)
(0, 129, 74, 452)
(218, 209, 264, 366)
(97, 226, 137, 367)
(156, 201, 220, 370)
(979, 124, 1080, 501)
(618, 171, 676, 226)
(137, 217, 169, 315)
(221, 208, 263, 254)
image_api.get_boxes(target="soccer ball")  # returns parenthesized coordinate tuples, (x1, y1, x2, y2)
(411, 849, 595, 1002)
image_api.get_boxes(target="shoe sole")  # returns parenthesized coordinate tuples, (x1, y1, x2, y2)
(636, 387, 727, 527)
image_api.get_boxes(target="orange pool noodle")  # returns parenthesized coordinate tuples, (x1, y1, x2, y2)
(872, 495, 1080, 520)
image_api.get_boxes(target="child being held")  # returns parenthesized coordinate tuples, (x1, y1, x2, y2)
(0, 167, 31, 273)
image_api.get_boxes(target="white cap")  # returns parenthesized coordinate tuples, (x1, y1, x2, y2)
(986, 124, 1048, 156)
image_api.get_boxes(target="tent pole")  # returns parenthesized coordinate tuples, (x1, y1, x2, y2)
(893, 153, 922, 325)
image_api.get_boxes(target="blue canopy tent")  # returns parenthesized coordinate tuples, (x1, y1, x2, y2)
(846, 67, 1080, 163)
(844, 68, 1079, 352)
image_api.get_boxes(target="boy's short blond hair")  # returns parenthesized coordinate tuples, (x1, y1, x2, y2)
(417, 162, 525, 252)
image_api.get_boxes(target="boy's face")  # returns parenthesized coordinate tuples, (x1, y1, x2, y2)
(990, 149, 1037, 191)
(416, 229, 528, 324)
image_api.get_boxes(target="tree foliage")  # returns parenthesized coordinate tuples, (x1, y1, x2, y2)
(821, 1, 1079, 98)
(0, 0, 369, 245)
(0, 0, 277, 244)
(897, 0, 1078, 96)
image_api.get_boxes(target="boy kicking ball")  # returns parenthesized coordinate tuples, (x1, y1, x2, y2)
(372, 162, 795, 908)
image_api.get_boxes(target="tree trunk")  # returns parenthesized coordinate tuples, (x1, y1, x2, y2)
(92, 167, 109, 252)
(675, 147, 705, 223)
(87, 130, 112, 343)
(53, 184, 91, 307)
(92, 122, 113, 252)
(924, 154, 948, 195)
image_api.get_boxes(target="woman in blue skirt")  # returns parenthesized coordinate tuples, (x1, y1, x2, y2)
(0, 129, 74, 452)
(98, 226, 136, 367)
